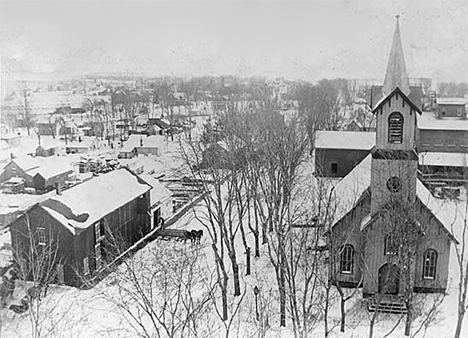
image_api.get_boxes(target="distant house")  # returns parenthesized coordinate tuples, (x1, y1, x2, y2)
(9, 169, 152, 286)
(140, 174, 173, 230)
(65, 137, 103, 154)
(1, 134, 21, 148)
(0, 157, 73, 191)
(119, 135, 165, 159)
(36, 115, 57, 136)
(36, 140, 62, 157)
(201, 141, 230, 169)
(148, 118, 170, 135)
(436, 98, 466, 118)
(314, 131, 375, 177)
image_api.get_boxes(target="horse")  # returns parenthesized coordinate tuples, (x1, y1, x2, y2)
(190, 229, 203, 244)
(183, 230, 196, 243)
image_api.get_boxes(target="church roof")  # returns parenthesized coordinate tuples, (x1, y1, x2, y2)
(372, 86, 422, 115)
(330, 154, 458, 243)
(382, 16, 410, 96)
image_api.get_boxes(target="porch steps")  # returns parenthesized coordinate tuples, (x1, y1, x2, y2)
(368, 295, 407, 314)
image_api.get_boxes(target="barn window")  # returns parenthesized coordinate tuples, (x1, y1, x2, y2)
(388, 112, 404, 144)
(83, 257, 90, 276)
(94, 222, 102, 242)
(340, 244, 354, 274)
(385, 234, 398, 255)
(95, 244, 102, 270)
(423, 249, 437, 279)
(37, 227, 46, 246)
(331, 163, 338, 174)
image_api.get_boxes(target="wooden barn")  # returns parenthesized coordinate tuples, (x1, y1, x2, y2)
(328, 19, 457, 302)
(314, 131, 375, 177)
(9, 169, 152, 286)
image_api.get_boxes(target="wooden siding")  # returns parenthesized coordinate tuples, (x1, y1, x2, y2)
(331, 195, 370, 286)
(419, 130, 468, 153)
(362, 202, 452, 295)
(10, 191, 151, 287)
(370, 158, 418, 214)
(10, 206, 76, 285)
(0, 162, 34, 186)
(315, 148, 370, 178)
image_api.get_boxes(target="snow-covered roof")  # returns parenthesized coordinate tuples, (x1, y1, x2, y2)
(418, 112, 468, 131)
(29, 158, 73, 180)
(139, 174, 172, 207)
(39, 169, 151, 232)
(315, 131, 375, 150)
(11, 157, 41, 172)
(8, 156, 72, 178)
(416, 180, 459, 242)
(436, 98, 466, 105)
(419, 152, 468, 167)
(331, 154, 372, 224)
(121, 134, 164, 153)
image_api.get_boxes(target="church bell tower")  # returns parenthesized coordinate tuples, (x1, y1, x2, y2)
(370, 16, 421, 215)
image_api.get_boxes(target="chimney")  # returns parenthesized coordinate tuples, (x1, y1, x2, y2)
(140, 136, 143, 147)
(55, 182, 62, 196)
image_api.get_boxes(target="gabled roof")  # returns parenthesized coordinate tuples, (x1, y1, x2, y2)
(372, 86, 422, 115)
(121, 134, 164, 153)
(382, 16, 410, 96)
(315, 131, 375, 150)
(38, 169, 151, 233)
(139, 174, 172, 207)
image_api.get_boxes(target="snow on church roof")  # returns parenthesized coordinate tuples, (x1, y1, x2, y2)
(315, 131, 375, 150)
(331, 154, 372, 224)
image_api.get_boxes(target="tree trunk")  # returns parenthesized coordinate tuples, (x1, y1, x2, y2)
(246, 247, 251, 276)
(454, 307, 465, 338)
(262, 222, 267, 245)
(222, 287, 228, 321)
(254, 232, 260, 257)
(232, 262, 241, 297)
(340, 297, 346, 332)
(279, 266, 286, 327)
(324, 286, 330, 337)
(404, 301, 412, 336)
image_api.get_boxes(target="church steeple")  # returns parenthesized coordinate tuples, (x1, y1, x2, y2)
(382, 15, 410, 96)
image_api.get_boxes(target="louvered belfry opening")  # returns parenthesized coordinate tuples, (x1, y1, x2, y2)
(388, 112, 403, 144)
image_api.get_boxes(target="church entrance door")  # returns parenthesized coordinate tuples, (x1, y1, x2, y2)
(378, 263, 400, 295)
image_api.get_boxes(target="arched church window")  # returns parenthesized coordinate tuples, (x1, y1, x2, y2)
(340, 244, 354, 274)
(423, 249, 437, 279)
(384, 234, 398, 255)
(388, 112, 404, 144)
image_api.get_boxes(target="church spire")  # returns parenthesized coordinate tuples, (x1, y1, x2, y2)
(382, 15, 410, 96)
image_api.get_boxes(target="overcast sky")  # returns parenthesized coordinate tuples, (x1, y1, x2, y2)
(1, 0, 467, 83)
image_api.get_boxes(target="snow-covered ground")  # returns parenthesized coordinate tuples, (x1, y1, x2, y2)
(1, 146, 467, 337)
